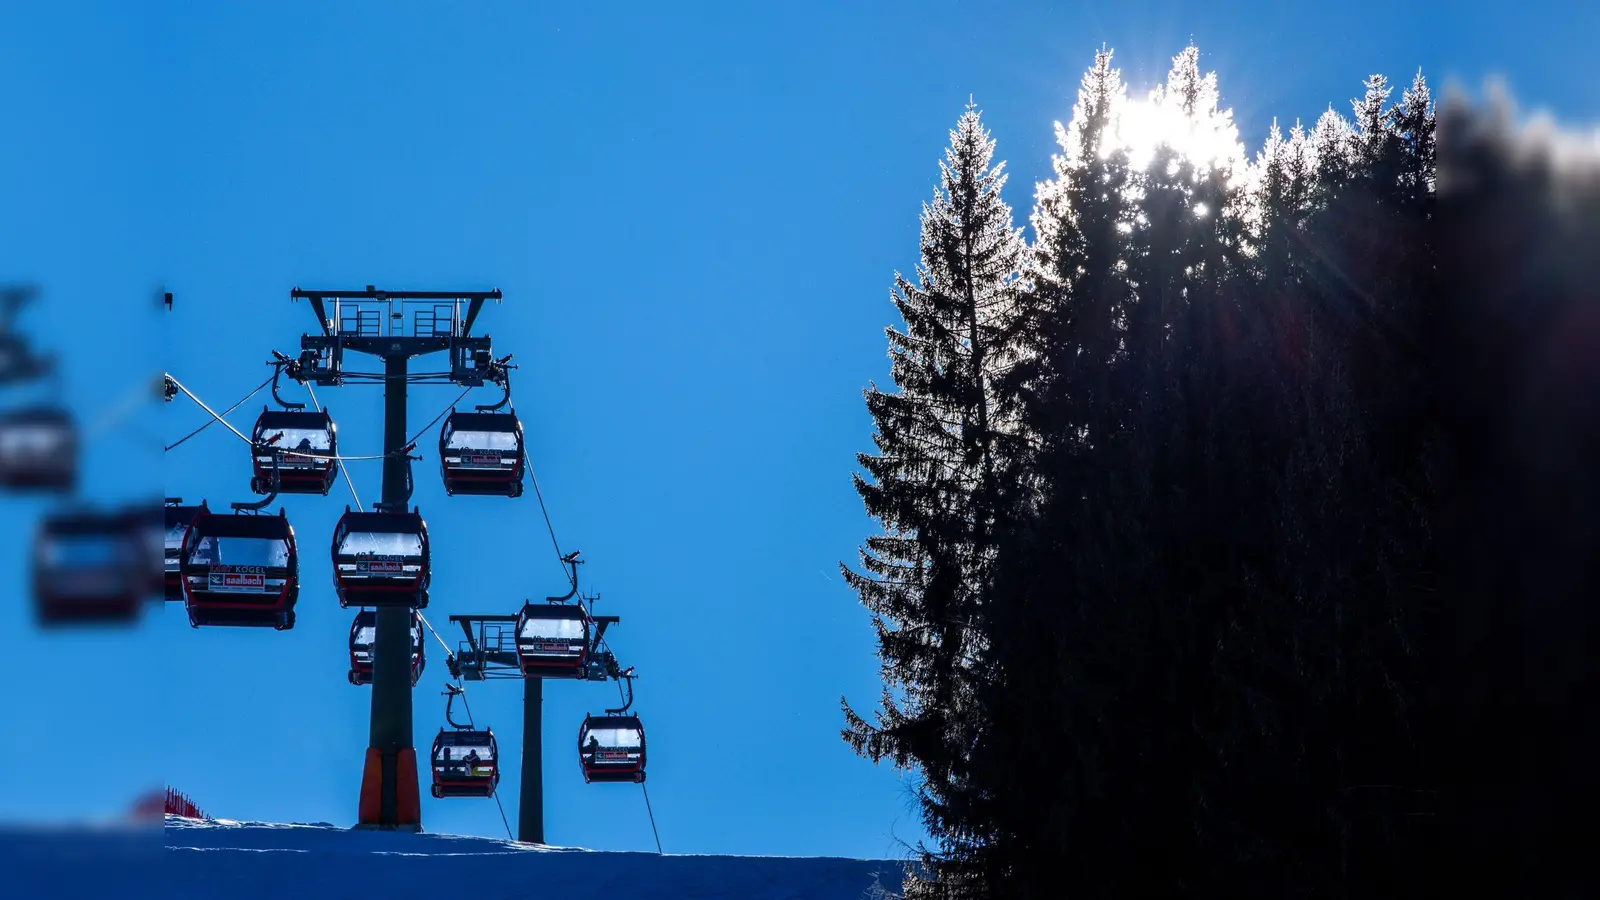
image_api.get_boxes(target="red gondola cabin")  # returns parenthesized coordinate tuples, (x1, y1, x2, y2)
(514, 602, 590, 678)
(31, 507, 145, 626)
(249, 407, 337, 495)
(124, 501, 165, 601)
(430, 728, 499, 798)
(578, 714, 647, 784)
(0, 405, 78, 493)
(438, 411, 524, 497)
(348, 608, 426, 686)
(163, 498, 208, 602)
(179, 508, 299, 630)
(331, 508, 429, 609)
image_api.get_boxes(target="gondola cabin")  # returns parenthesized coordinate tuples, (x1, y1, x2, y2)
(438, 411, 524, 497)
(513, 602, 590, 678)
(0, 405, 78, 493)
(249, 407, 336, 495)
(31, 508, 145, 626)
(331, 508, 430, 609)
(126, 501, 165, 600)
(163, 499, 208, 602)
(430, 728, 499, 798)
(578, 715, 647, 784)
(347, 609, 426, 686)
(179, 508, 298, 630)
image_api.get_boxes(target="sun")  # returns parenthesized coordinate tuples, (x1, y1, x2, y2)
(1105, 94, 1247, 185)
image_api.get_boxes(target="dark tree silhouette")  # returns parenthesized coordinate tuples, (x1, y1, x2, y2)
(841, 101, 1027, 883)
(850, 42, 1596, 899)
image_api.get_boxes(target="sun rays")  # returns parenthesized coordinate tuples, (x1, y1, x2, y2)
(1110, 93, 1247, 183)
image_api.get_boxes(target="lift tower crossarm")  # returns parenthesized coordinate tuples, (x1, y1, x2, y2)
(450, 613, 518, 644)
(290, 288, 503, 302)
(590, 615, 619, 648)
(290, 287, 502, 337)
(446, 614, 524, 681)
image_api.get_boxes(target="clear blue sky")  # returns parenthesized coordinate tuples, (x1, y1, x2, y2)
(1, 0, 1594, 859)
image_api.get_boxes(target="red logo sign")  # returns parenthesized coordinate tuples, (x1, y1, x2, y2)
(210, 571, 266, 591)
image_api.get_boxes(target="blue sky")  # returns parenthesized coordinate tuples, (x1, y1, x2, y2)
(1, 0, 1595, 859)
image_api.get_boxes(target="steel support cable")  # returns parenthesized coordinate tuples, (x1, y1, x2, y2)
(405, 385, 472, 447)
(423, 642, 514, 842)
(456, 683, 514, 843)
(414, 610, 456, 658)
(306, 381, 467, 511)
(165, 372, 275, 451)
(85, 378, 169, 444)
(165, 375, 257, 445)
(493, 792, 514, 843)
(326, 371, 458, 384)
(280, 448, 394, 462)
(641, 783, 664, 855)
(303, 382, 364, 512)
(470, 675, 508, 845)
(165, 373, 393, 463)
(611, 663, 627, 703)
(522, 447, 574, 590)
(601, 646, 660, 854)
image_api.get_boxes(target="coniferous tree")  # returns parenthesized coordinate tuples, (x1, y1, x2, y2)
(1432, 86, 1600, 894)
(954, 51, 1139, 895)
(841, 102, 1027, 883)
(1022, 47, 1134, 447)
(850, 46, 1458, 898)
(1246, 71, 1440, 894)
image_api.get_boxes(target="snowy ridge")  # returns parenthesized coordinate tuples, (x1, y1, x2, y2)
(8, 815, 912, 898)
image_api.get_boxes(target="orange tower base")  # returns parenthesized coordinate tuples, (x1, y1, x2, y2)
(356, 747, 421, 830)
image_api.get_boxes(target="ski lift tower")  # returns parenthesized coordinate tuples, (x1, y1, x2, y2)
(448, 574, 627, 845)
(288, 285, 505, 833)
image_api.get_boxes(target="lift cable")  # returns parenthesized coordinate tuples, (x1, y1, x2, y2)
(303, 381, 364, 512)
(604, 647, 662, 854)
(521, 446, 574, 590)
(405, 385, 472, 447)
(313, 370, 464, 385)
(164, 375, 257, 446)
(492, 785, 514, 842)
(164, 372, 404, 463)
(81, 377, 171, 446)
(164, 373, 275, 452)
(641, 783, 664, 855)
(414, 610, 456, 659)
(441, 673, 515, 842)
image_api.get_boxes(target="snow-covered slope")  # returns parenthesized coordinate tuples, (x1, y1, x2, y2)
(9, 816, 912, 898)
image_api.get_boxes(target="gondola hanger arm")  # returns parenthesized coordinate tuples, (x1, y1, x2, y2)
(475, 362, 514, 412)
(605, 669, 636, 715)
(267, 354, 307, 410)
(234, 447, 284, 511)
(442, 683, 473, 729)
(544, 550, 583, 602)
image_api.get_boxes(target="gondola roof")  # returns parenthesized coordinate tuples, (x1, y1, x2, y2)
(443, 411, 521, 432)
(337, 510, 425, 532)
(189, 510, 292, 538)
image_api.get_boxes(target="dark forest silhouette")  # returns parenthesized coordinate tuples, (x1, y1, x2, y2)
(844, 45, 1600, 898)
